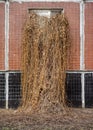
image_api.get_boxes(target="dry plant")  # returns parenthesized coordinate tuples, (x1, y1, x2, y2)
(21, 12, 71, 113)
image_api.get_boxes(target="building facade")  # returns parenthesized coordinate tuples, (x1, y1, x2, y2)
(0, 0, 93, 108)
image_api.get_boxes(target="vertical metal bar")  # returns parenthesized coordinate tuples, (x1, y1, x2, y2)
(81, 73, 85, 108)
(5, 0, 9, 109)
(80, 1, 85, 108)
(5, 72, 9, 109)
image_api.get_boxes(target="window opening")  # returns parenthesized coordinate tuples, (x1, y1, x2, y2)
(0, 73, 5, 108)
(85, 73, 93, 108)
(8, 73, 21, 109)
(66, 73, 82, 107)
(28, 8, 64, 18)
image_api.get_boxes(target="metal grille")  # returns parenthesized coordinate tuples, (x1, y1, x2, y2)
(0, 73, 5, 108)
(0, 72, 93, 108)
(85, 73, 93, 108)
(66, 73, 82, 107)
(8, 73, 21, 108)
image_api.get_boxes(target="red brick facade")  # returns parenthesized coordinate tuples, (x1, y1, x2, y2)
(0, 2, 92, 71)
(85, 3, 93, 70)
(0, 4, 5, 70)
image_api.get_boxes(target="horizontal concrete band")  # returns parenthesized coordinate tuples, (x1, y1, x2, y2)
(0, 0, 93, 3)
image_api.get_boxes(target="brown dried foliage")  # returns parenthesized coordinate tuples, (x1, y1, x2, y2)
(21, 12, 71, 113)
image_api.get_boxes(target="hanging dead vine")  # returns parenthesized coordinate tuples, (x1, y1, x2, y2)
(21, 12, 71, 113)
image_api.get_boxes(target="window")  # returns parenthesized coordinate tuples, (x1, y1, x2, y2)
(28, 8, 64, 18)
(0, 72, 21, 109)
(0, 73, 5, 108)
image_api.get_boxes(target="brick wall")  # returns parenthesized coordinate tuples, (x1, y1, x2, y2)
(1, 2, 93, 71)
(85, 3, 93, 70)
(9, 2, 80, 70)
(0, 4, 5, 70)
(9, 3, 25, 70)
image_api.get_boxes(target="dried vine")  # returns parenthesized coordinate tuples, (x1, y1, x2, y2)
(21, 12, 71, 113)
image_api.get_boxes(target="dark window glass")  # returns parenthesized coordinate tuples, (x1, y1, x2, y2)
(0, 73, 5, 108)
(8, 73, 21, 109)
(85, 73, 93, 108)
(66, 73, 82, 107)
